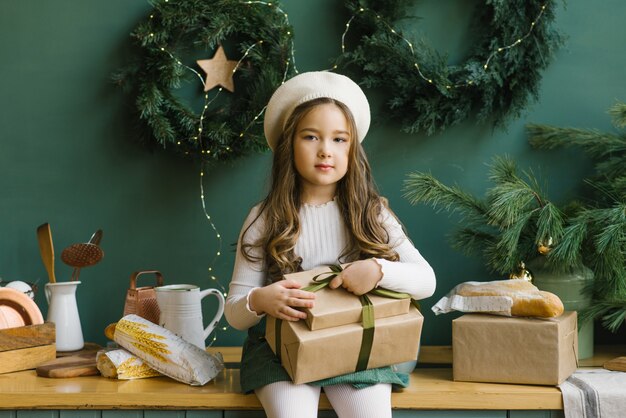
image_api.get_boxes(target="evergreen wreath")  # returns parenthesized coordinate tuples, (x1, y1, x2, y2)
(115, 0, 562, 161)
(113, 0, 295, 162)
(337, 0, 563, 135)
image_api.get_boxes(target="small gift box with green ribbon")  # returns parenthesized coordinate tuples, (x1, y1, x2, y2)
(266, 264, 423, 384)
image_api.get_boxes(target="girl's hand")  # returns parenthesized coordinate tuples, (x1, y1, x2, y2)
(249, 279, 316, 321)
(329, 259, 382, 295)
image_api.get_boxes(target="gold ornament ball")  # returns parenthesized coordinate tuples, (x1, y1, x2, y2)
(509, 262, 533, 283)
(538, 243, 552, 255)
(537, 237, 553, 255)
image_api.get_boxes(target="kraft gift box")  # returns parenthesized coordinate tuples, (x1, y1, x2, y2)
(284, 265, 412, 331)
(267, 304, 423, 384)
(452, 311, 578, 385)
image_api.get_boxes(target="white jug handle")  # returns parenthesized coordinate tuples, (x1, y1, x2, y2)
(199, 288, 225, 342)
(45, 284, 51, 304)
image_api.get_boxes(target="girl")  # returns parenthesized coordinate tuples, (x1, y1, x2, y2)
(225, 71, 436, 418)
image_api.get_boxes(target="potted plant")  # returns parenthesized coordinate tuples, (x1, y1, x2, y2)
(403, 101, 626, 357)
(527, 101, 626, 335)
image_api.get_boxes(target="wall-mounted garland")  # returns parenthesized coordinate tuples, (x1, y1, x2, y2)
(115, 0, 561, 161)
(335, 0, 562, 135)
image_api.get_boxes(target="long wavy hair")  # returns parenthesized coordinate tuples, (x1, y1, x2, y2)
(242, 98, 399, 283)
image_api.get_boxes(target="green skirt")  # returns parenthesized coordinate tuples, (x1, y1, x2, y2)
(239, 318, 409, 394)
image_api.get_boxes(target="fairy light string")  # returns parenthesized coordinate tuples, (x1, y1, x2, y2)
(199, 161, 228, 346)
(483, 4, 548, 71)
(144, 0, 300, 345)
(136, 0, 552, 344)
(333, 3, 549, 89)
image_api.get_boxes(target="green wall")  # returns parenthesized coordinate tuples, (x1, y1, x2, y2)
(1, 0, 625, 347)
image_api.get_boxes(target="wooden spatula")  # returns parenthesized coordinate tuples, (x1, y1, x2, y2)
(604, 356, 626, 372)
(36, 223, 56, 284)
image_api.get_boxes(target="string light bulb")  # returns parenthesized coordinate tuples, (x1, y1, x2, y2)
(333, 3, 549, 89)
(145, 1, 302, 345)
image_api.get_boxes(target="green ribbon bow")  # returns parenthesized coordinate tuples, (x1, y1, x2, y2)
(274, 264, 414, 374)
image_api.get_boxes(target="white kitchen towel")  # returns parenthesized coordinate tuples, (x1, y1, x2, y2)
(558, 368, 626, 418)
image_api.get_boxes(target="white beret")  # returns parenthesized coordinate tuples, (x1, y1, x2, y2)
(264, 71, 371, 151)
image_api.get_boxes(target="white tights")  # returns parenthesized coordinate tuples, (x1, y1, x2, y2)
(255, 380, 392, 418)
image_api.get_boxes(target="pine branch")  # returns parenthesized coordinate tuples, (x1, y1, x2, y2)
(451, 228, 498, 258)
(580, 301, 626, 332)
(403, 173, 488, 221)
(487, 155, 519, 184)
(495, 211, 534, 272)
(614, 176, 626, 198)
(486, 181, 537, 228)
(594, 158, 626, 192)
(486, 156, 549, 228)
(548, 220, 587, 267)
(527, 125, 626, 159)
(535, 202, 564, 245)
(521, 103, 626, 329)
(404, 156, 564, 276)
(595, 222, 624, 255)
(609, 102, 626, 128)
(570, 205, 626, 302)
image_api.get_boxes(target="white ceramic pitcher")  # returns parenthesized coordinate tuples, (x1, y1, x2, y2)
(45, 281, 84, 351)
(155, 284, 225, 349)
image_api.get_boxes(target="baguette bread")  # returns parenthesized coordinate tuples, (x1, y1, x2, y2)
(111, 314, 224, 386)
(456, 279, 564, 318)
(97, 348, 161, 380)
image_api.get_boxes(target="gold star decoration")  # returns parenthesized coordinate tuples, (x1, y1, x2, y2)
(196, 45, 238, 93)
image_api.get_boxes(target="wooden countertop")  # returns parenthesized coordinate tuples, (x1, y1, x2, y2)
(0, 345, 622, 411)
(0, 367, 561, 411)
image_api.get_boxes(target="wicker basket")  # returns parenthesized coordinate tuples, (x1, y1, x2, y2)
(123, 270, 164, 324)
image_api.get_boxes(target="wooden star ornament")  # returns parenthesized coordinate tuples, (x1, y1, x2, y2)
(196, 45, 238, 93)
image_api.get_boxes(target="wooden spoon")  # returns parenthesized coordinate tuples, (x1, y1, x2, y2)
(36, 223, 56, 284)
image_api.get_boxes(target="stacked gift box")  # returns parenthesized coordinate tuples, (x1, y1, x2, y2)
(266, 266, 423, 384)
(266, 266, 580, 387)
(452, 311, 578, 385)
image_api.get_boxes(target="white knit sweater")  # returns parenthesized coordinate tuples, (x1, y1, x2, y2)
(225, 200, 436, 331)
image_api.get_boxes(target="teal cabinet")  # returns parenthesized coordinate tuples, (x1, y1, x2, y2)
(509, 412, 565, 418)
(60, 414, 100, 418)
(0, 413, 222, 418)
(224, 412, 338, 418)
(14, 413, 59, 418)
(393, 412, 506, 418)
(0, 411, 563, 418)
(186, 413, 223, 418)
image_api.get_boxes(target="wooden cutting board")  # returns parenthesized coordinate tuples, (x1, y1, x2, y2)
(36, 343, 101, 378)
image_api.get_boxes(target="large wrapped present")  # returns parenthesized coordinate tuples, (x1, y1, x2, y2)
(266, 265, 422, 384)
(285, 265, 412, 330)
(452, 311, 578, 385)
